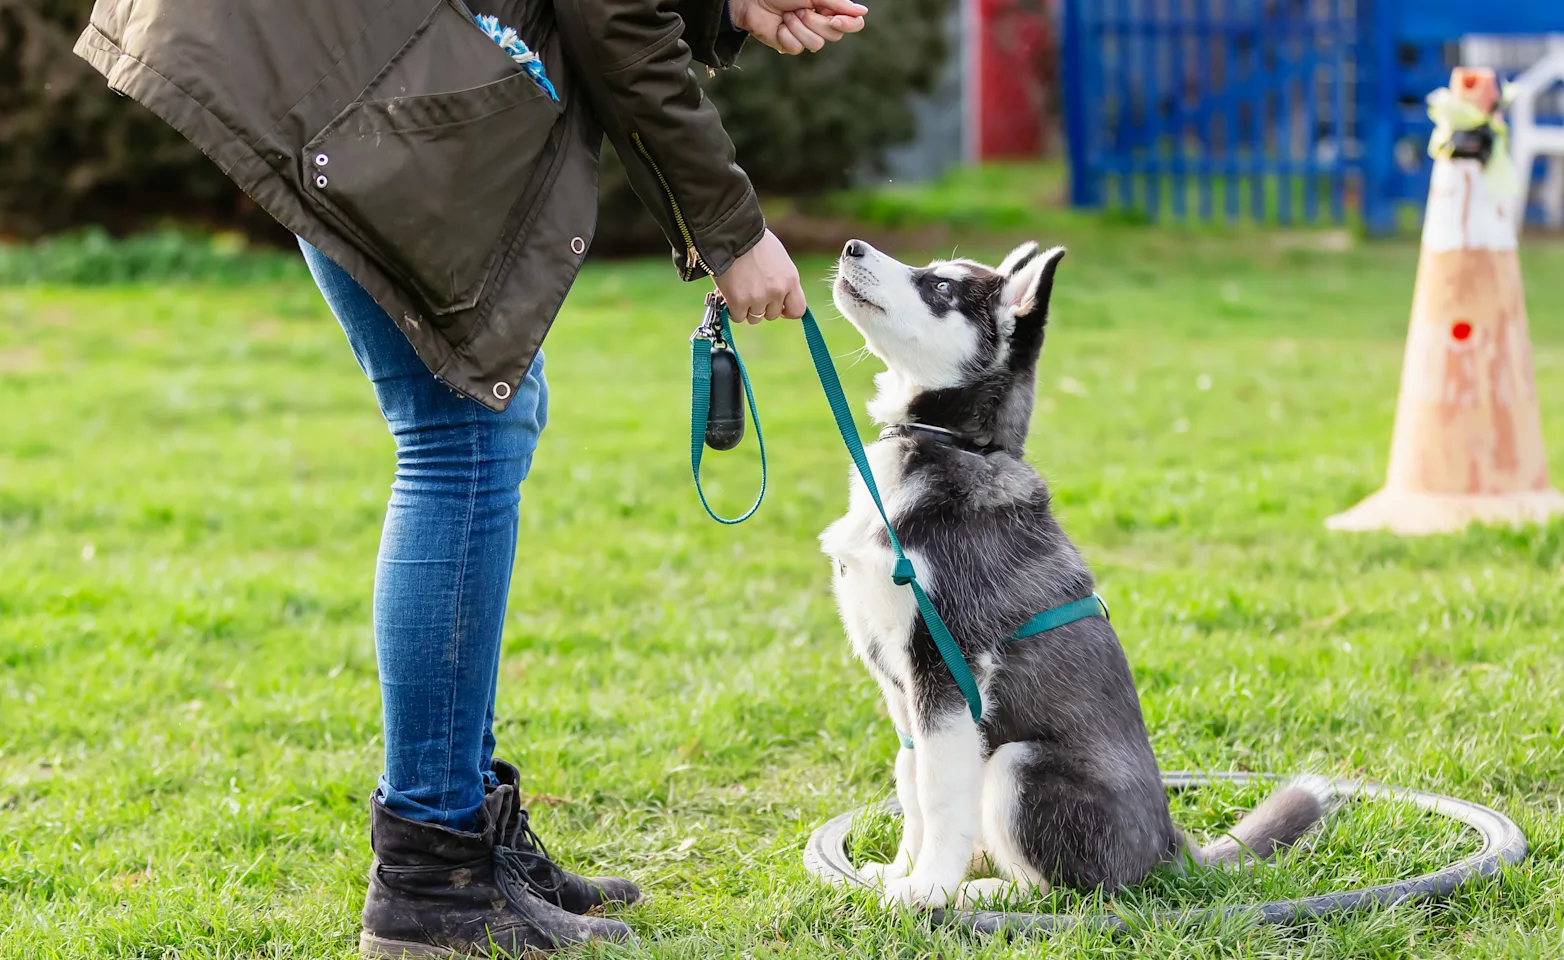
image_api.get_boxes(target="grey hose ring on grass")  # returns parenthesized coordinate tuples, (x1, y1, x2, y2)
(802, 771, 1528, 935)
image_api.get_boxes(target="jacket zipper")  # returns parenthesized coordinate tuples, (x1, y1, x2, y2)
(631, 132, 709, 280)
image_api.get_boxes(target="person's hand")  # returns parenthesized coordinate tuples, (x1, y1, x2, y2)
(715, 229, 806, 323)
(729, 0, 868, 55)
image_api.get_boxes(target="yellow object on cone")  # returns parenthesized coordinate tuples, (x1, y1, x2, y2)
(1328, 68, 1564, 535)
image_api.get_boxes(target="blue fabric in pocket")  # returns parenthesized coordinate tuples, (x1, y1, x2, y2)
(474, 14, 559, 102)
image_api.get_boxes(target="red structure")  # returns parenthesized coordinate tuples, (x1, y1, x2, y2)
(968, 0, 1056, 160)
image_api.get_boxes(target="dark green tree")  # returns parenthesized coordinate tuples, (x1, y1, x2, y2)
(0, 0, 281, 238)
(596, 0, 952, 252)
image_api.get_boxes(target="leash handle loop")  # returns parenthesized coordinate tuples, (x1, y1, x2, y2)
(690, 305, 766, 525)
(800, 310, 984, 723)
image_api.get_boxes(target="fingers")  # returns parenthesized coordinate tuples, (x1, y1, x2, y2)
(827, 12, 866, 34)
(803, 7, 862, 39)
(782, 283, 807, 320)
(781, 11, 827, 51)
(802, 11, 848, 42)
(728, 299, 769, 324)
(773, 20, 805, 54)
(782, 8, 862, 49)
(732, 292, 800, 323)
(810, 0, 869, 16)
(742, 299, 785, 323)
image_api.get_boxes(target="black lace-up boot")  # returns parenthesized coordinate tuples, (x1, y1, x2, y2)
(359, 786, 633, 958)
(487, 760, 642, 914)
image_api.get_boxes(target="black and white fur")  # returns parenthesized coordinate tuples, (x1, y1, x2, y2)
(820, 240, 1333, 910)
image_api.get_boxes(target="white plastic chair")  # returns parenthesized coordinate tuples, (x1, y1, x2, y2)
(1508, 46, 1564, 228)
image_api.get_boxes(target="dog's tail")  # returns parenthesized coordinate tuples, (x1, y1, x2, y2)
(1190, 775, 1341, 867)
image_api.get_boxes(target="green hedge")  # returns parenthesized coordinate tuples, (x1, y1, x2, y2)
(0, 0, 283, 240)
(0, 229, 307, 285)
(0, 0, 949, 248)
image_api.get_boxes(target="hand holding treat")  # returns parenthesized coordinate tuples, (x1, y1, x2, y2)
(730, 0, 868, 55)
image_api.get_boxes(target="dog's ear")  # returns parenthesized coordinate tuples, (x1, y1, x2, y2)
(997, 241, 1041, 276)
(1003, 245, 1065, 321)
(1002, 245, 1065, 364)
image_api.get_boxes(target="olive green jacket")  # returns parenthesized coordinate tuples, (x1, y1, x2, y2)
(75, 0, 764, 409)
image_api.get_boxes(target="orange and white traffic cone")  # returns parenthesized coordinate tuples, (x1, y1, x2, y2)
(1328, 67, 1564, 535)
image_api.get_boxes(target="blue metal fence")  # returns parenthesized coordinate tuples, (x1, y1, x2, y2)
(1062, 0, 1564, 232)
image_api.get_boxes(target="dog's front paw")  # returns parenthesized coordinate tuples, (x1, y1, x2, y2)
(880, 874, 958, 911)
(856, 858, 911, 886)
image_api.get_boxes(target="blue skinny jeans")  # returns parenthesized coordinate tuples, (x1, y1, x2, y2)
(300, 241, 546, 831)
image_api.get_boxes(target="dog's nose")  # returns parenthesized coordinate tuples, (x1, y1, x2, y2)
(843, 239, 867, 259)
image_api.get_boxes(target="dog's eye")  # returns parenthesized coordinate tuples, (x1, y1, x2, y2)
(935, 281, 952, 294)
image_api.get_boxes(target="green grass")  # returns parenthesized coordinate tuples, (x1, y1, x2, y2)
(3, 218, 1564, 959)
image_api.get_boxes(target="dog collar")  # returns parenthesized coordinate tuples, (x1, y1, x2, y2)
(879, 422, 1004, 455)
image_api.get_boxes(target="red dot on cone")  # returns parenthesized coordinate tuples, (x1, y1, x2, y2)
(1452, 321, 1473, 341)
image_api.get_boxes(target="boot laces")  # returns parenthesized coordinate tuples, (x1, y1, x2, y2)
(495, 808, 567, 897)
(492, 844, 555, 906)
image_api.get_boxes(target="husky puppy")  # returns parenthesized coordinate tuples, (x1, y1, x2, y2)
(820, 239, 1331, 910)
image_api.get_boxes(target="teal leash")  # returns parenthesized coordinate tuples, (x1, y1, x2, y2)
(800, 309, 985, 722)
(689, 304, 1109, 732)
(689, 302, 766, 524)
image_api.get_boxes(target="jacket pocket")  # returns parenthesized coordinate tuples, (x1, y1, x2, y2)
(304, 33, 563, 313)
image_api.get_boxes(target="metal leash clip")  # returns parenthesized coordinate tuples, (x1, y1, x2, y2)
(691, 290, 727, 344)
(692, 291, 744, 451)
